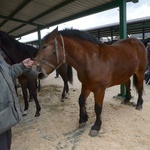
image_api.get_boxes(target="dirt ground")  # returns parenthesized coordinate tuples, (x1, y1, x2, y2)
(11, 70, 150, 150)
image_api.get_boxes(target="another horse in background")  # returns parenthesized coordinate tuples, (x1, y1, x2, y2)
(141, 37, 150, 47)
(0, 30, 73, 117)
(34, 27, 147, 136)
(143, 39, 150, 84)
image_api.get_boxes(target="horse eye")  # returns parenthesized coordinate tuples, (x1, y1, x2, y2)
(42, 45, 47, 49)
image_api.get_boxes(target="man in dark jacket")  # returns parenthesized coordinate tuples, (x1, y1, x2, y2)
(0, 54, 34, 150)
(145, 42, 150, 84)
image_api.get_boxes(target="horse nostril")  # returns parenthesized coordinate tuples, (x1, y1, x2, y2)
(38, 72, 45, 79)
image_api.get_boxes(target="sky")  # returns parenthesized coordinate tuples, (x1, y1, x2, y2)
(18, 0, 150, 43)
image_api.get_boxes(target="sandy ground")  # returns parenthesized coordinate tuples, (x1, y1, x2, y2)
(11, 69, 150, 150)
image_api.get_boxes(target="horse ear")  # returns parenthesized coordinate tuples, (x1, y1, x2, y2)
(50, 26, 58, 38)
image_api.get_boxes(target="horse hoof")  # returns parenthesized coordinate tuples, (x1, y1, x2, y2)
(89, 129, 99, 137)
(65, 93, 69, 99)
(35, 113, 40, 117)
(29, 99, 33, 102)
(61, 99, 65, 102)
(131, 102, 136, 107)
(136, 105, 142, 110)
(22, 111, 27, 116)
(79, 122, 86, 128)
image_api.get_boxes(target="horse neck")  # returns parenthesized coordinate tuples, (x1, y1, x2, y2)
(10, 43, 38, 63)
(63, 37, 85, 71)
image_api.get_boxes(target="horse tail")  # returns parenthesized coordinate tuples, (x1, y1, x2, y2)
(67, 64, 73, 84)
(133, 73, 143, 94)
(133, 74, 138, 92)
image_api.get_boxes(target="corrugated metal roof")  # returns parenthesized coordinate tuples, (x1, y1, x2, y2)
(0, 0, 132, 38)
(87, 16, 150, 38)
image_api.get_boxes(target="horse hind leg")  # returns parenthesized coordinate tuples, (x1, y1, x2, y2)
(133, 73, 144, 110)
(28, 88, 34, 102)
(122, 79, 132, 105)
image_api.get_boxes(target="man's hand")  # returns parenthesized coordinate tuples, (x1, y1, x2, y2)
(22, 58, 34, 68)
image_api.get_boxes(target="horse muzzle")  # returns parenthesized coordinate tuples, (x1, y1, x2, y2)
(31, 65, 47, 79)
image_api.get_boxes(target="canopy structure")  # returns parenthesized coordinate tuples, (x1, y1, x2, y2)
(0, 0, 140, 97)
(0, 0, 137, 38)
(26, 16, 150, 45)
(87, 16, 150, 40)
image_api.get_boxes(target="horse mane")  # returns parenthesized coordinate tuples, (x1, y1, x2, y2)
(58, 28, 101, 45)
(43, 28, 101, 45)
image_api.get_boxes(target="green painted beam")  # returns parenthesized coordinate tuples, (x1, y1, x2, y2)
(118, 0, 127, 98)
(42, 0, 122, 30)
(30, 0, 75, 22)
(0, 0, 32, 27)
(37, 29, 42, 47)
(0, 15, 41, 26)
(8, 0, 75, 35)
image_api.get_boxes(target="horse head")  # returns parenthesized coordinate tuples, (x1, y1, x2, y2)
(33, 27, 66, 79)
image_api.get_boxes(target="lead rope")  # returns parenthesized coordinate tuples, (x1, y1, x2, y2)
(54, 38, 59, 64)
(54, 35, 66, 69)
(60, 34, 66, 63)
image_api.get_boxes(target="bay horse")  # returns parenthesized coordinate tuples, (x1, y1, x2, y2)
(33, 27, 147, 136)
(0, 30, 73, 117)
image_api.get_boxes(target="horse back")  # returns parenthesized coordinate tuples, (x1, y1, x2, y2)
(103, 38, 147, 86)
(111, 38, 147, 64)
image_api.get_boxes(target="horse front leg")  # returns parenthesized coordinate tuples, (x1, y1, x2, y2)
(121, 79, 132, 105)
(61, 81, 69, 102)
(89, 88, 105, 137)
(79, 85, 90, 128)
(20, 83, 29, 116)
(27, 78, 41, 117)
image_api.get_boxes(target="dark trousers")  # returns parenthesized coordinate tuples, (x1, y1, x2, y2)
(0, 129, 12, 150)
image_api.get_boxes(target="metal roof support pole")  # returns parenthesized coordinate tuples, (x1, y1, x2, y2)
(114, 0, 127, 99)
(142, 25, 145, 40)
(110, 27, 113, 41)
(37, 29, 41, 48)
(98, 30, 100, 40)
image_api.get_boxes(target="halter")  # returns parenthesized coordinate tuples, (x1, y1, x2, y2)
(34, 35, 66, 69)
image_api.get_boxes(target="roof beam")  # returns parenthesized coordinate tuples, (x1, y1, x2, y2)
(40, 0, 122, 30)
(30, 0, 75, 22)
(8, 0, 75, 35)
(0, 0, 32, 27)
(0, 15, 41, 26)
(17, 0, 123, 37)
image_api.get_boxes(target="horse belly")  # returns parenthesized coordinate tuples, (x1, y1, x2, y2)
(111, 62, 138, 85)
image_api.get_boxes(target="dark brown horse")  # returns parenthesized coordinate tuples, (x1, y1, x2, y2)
(141, 37, 150, 47)
(0, 30, 73, 117)
(34, 27, 147, 136)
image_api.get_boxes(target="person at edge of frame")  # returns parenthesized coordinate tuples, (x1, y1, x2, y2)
(0, 53, 35, 150)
